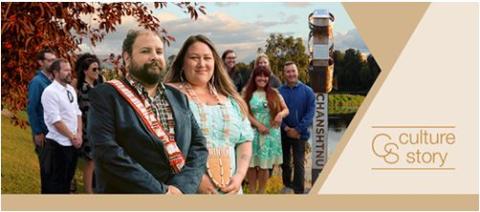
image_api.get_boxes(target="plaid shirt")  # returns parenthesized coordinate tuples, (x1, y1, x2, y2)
(125, 75, 175, 136)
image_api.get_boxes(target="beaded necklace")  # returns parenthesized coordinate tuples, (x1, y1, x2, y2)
(183, 83, 232, 189)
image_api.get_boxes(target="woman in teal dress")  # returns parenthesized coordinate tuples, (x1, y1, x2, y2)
(242, 66, 289, 194)
(165, 35, 253, 194)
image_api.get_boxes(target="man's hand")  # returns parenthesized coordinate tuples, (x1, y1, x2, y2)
(220, 174, 243, 194)
(74, 133, 83, 149)
(69, 133, 81, 149)
(198, 174, 217, 194)
(285, 127, 301, 139)
(34, 133, 46, 147)
(166, 185, 183, 195)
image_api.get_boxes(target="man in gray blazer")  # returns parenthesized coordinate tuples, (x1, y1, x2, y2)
(88, 30, 208, 194)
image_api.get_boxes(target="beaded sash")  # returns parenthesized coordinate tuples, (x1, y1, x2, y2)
(183, 83, 232, 188)
(107, 80, 185, 174)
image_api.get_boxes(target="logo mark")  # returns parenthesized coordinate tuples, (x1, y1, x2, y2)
(371, 133, 399, 164)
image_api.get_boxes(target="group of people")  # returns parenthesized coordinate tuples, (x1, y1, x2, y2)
(27, 29, 316, 195)
(27, 50, 104, 193)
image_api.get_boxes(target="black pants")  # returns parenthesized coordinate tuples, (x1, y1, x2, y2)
(40, 139, 78, 194)
(281, 136, 306, 194)
(32, 135, 44, 188)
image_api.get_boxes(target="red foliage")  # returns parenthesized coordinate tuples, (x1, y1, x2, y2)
(1, 2, 205, 127)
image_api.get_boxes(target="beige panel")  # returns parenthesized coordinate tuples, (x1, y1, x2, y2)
(317, 3, 478, 195)
(310, 3, 431, 194)
(343, 3, 430, 71)
(1, 194, 478, 211)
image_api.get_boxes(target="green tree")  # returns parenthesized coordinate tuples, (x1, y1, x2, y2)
(367, 54, 381, 80)
(236, 62, 252, 75)
(342, 48, 364, 91)
(264, 33, 309, 83)
(361, 54, 381, 90)
(333, 50, 345, 90)
(333, 50, 381, 92)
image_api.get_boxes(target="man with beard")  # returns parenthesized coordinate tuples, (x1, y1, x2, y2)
(41, 59, 82, 193)
(88, 30, 208, 194)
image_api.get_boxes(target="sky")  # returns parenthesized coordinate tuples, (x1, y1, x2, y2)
(79, 2, 369, 64)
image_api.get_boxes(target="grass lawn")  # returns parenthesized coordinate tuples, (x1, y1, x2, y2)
(1, 112, 85, 194)
(1, 112, 285, 194)
(329, 94, 365, 115)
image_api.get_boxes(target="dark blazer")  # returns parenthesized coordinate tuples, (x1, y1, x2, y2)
(88, 81, 208, 194)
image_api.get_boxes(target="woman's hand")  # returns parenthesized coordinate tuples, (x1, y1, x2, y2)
(220, 174, 243, 194)
(271, 113, 283, 128)
(257, 124, 270, 135)
(197, 174, 218, 194)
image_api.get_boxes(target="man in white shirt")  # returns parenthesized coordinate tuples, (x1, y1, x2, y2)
(41, 59, 82, 193)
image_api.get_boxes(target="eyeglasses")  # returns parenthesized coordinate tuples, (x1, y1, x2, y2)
(226, 57, 236, 60)
(92, 68, 99, 72)
(44, 58, 56, 63)
(67, 90, 74, 103)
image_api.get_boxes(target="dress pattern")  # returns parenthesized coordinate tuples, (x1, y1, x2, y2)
(78, 82, 93, 159)
(188, 96, 254, 177)
(249, 91, 283, 169)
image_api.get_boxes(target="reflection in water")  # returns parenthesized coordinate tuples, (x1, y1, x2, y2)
(328, 126, 344, 156)
(327, 115, 352, 157)
(308, 115, 351, 158)
(305, 115, 351, 183)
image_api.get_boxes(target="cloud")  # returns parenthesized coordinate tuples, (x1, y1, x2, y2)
(149, 12, 271, 63)
(334, 29, 370, 53)
(81, 12, 271, 63)
(214, 2, 239, 7)
(255, 15, 299, 28)
(78, 16, 145, 59)
(157, 12, 178, 22)
(82, 11, 361, 64)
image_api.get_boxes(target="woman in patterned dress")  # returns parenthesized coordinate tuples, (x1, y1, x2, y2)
(165, 35, 253, 194)
(243, 66, 289, 194)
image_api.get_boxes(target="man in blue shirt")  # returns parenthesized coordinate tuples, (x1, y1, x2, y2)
(27, 49, 57, 192)
(27, 49, 57, 156)
(279, 61, 316, 194)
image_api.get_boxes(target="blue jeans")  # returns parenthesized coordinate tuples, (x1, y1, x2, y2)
(281, 136, 306, 194)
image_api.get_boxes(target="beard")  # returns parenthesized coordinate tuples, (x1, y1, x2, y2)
(61, 74, 72, 84)
(129, 60, 165, 86)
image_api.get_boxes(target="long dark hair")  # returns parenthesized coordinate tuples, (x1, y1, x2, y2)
(164, 34, 248, 117)
(75, 53, 101, 91)
(243, 66, 281, 120)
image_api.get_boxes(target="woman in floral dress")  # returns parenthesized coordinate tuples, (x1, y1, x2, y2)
(243, 66, 289, 194)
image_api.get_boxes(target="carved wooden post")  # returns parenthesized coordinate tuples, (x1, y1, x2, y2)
(309, 9, 335, 183)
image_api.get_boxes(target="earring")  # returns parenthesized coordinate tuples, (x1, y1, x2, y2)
(180, 69, 185, 82)
(210, 74, 215, 85)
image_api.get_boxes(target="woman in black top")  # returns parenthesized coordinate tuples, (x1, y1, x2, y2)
(75, 53, 103, 193)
